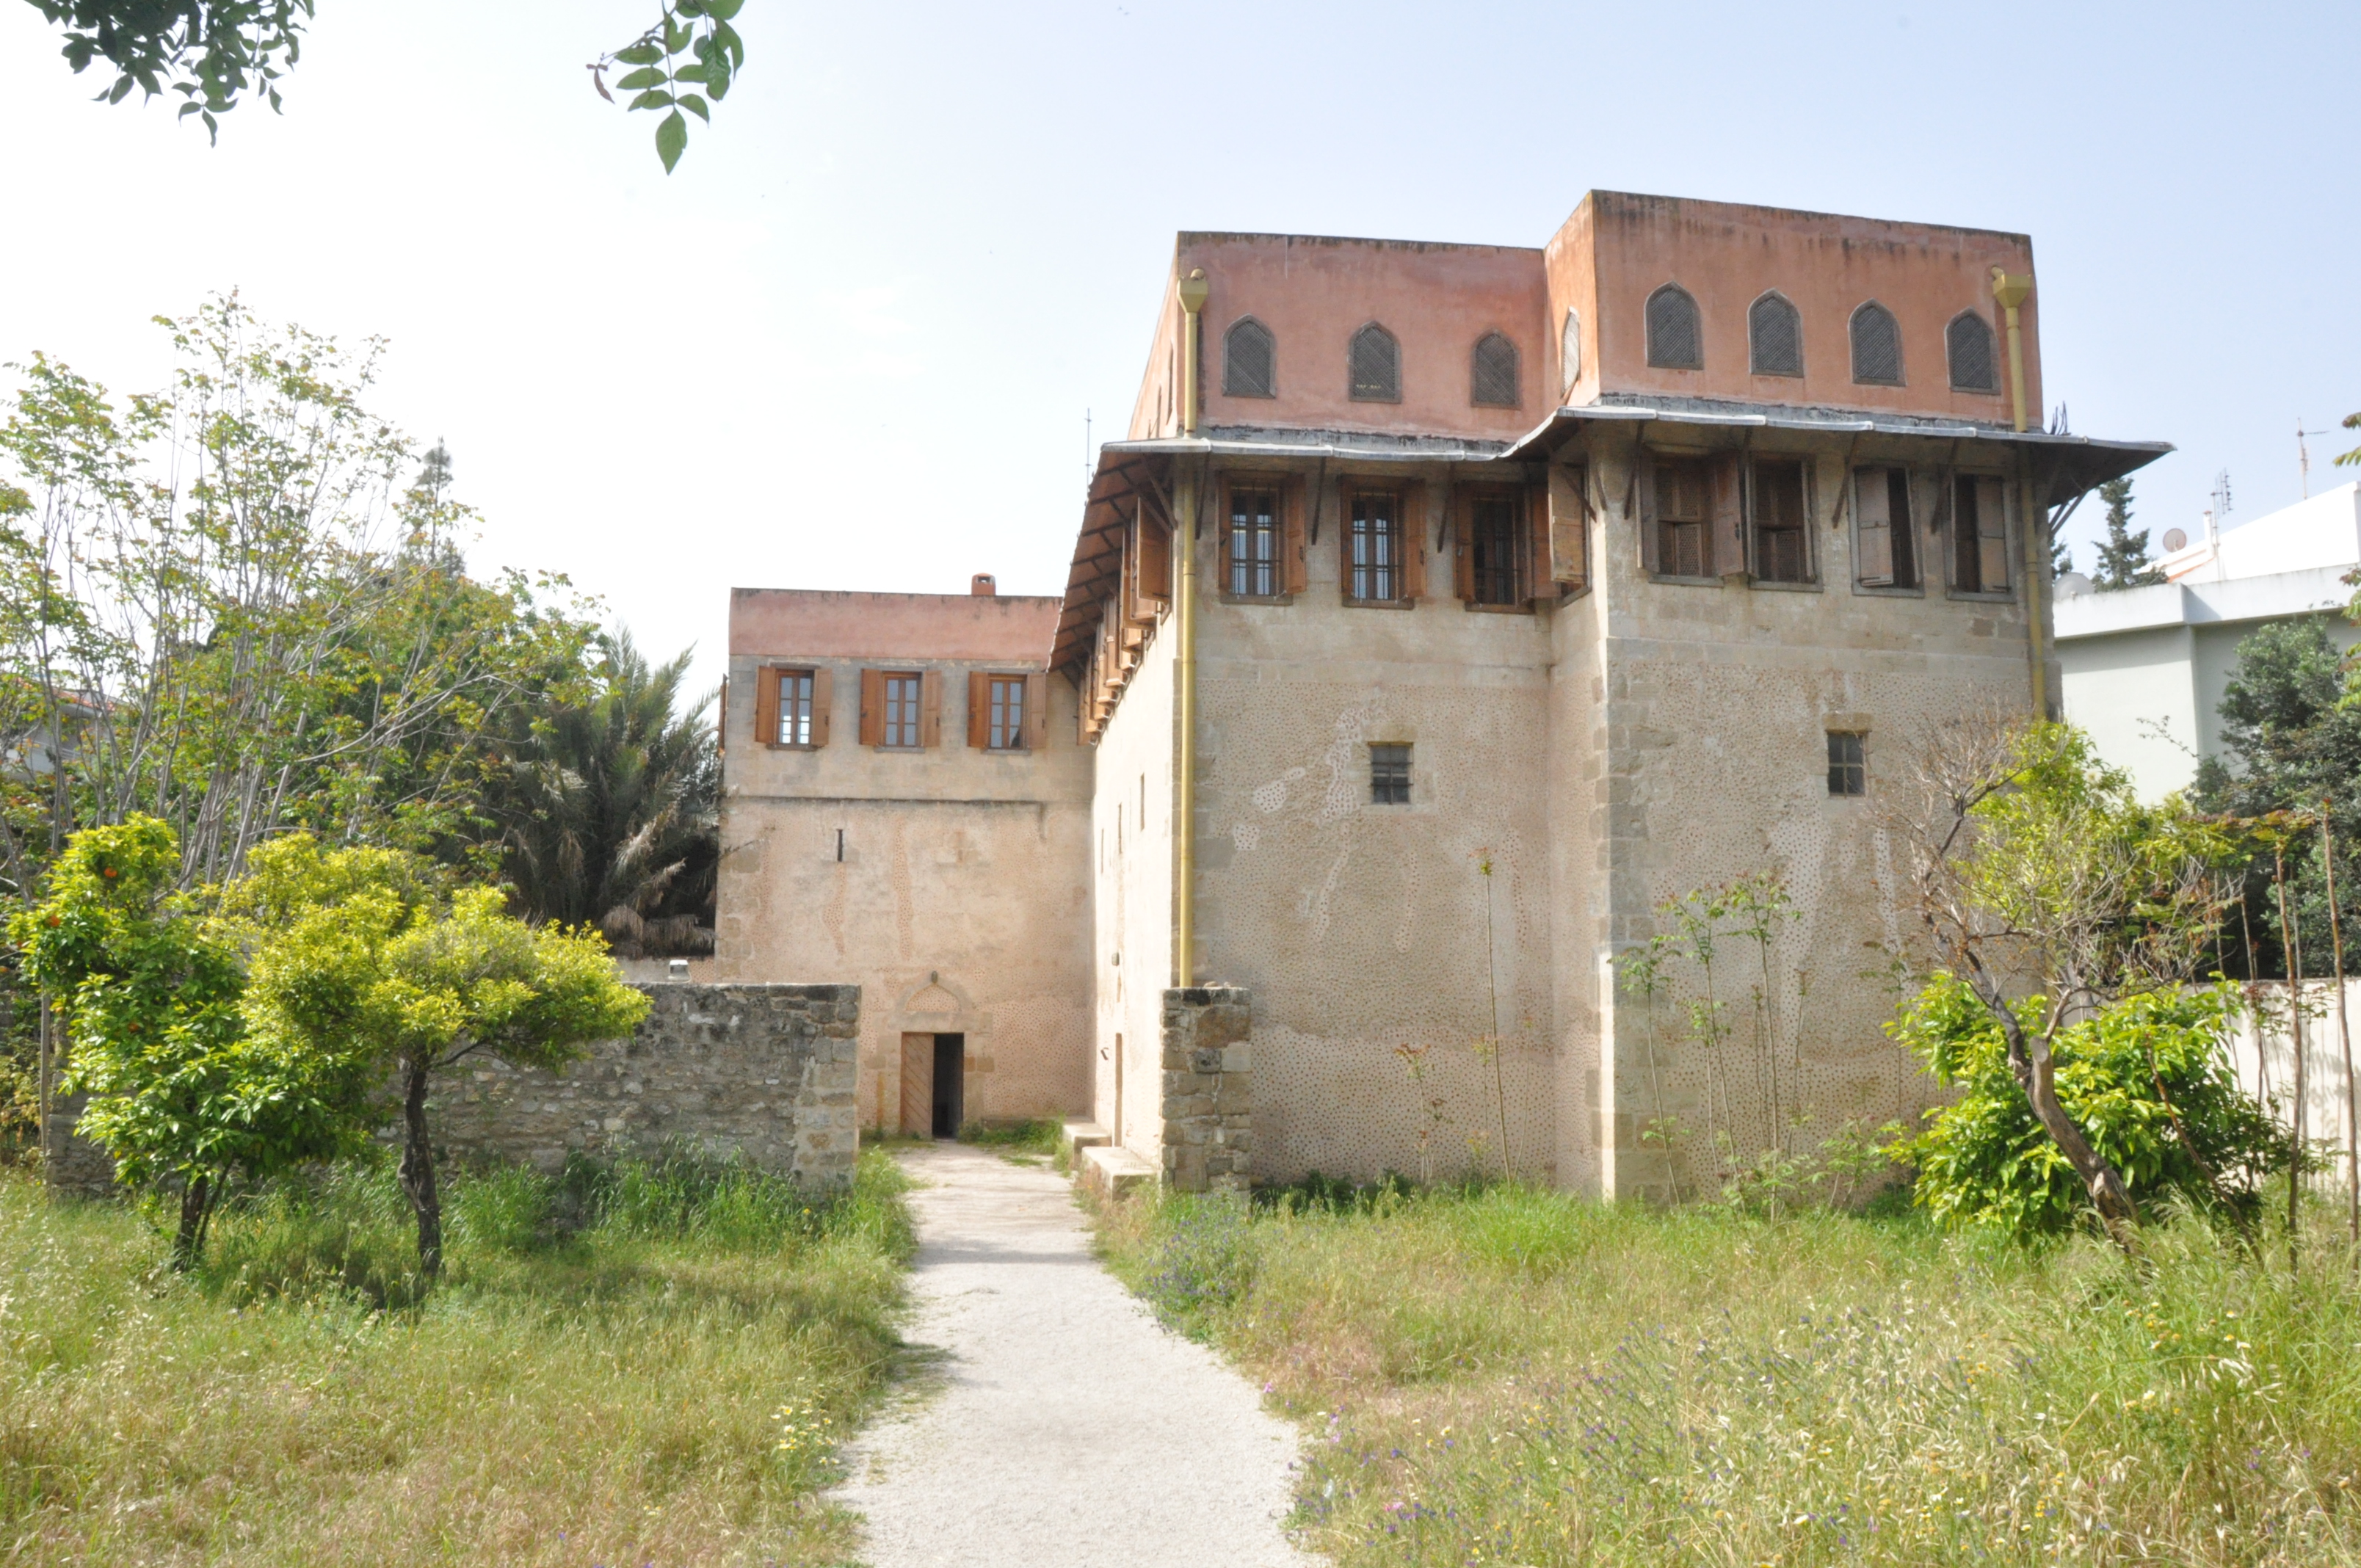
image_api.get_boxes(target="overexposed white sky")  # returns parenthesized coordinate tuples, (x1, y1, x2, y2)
(4, 1, 2356, 694)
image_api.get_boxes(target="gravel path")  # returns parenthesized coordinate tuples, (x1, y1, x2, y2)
(833, 1141, 1316, 1568)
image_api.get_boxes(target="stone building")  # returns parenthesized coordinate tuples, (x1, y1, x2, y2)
(721, 191, 2168, 1198)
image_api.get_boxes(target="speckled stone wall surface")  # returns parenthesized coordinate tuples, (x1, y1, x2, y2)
(1160, 987, 1252, 1192)
(41, 1086, 117, 1199)
(429, 983, 862, 1187)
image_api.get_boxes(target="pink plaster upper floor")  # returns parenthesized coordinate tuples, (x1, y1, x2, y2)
(1132, 192, 2041, 441)
(730, 589, 1060, 664)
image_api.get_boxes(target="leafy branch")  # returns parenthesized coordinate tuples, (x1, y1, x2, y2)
(28, 0, 313, 140)
(589, 0, 747, 175)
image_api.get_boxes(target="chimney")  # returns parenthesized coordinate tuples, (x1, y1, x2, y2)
(971, 573, 996, 596)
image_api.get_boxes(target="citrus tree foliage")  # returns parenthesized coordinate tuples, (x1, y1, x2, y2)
(10, 818, 376, 1266)
(227, 834, 648, 1278)
(588, 1, 747, 174)
(1890, 719, 2252, 1246)
(1893, 973, 2287, 1238)
(0, 294, 595, 907)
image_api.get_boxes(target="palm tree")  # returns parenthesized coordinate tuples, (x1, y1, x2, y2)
(492, 630, 717, 957)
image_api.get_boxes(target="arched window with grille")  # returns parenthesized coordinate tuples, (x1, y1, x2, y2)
(1223, 316, 1275, 399)
(1946, 310, 1998, 393)
(1849, 301, 1904, 385)
(1645, 283, 1702, 371)
(1748, 291, 1803, 377)
(1349, 322, 1400, 402)
(1560, 308, 1582, 397)
(1470, 332, 1519, 407)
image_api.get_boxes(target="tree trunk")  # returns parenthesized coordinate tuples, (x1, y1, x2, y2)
(173, 1171, 212, 1271)
(396, 1056, 443, 1280)
(1973, 966, 2141, 1247)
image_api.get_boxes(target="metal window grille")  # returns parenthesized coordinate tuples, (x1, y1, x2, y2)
(1471, 494, 1520, 604)
(1850, 302, 1903, 385)
(1748, 294, 1803, 377)
(1370, 743, 1411, 805)
(1646, 285, 1702, 370)
(1751, 461, 1810, 583)
(1349, 492, 1399, 601)
(778, 669, 813, 745)
(1947, 311, 1997, 392)
(1470, 332, 1519, 407)
(885, 675, 921, 747)
(1229, 490, 1279, 596)
(1349, 324, 1400, 402)
(988, 677, 1024, 749)
(1827, 730, 1866, 796)
(1225, 318, 1275, 398)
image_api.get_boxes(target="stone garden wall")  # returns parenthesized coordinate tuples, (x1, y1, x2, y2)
(1159, 986, 1252, 1192)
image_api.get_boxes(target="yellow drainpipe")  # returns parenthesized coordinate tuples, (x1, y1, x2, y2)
(1174, 266, 1209, 985)
(1990, 267, 2048, 717)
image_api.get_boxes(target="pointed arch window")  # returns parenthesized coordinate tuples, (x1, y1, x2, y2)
(1560, 308, 1583, 397)
(1849, 300, 1904, 385)
(1645, 283, 1702, 370)
(1349, 322, 1400, 402)
(1470, 332, 1519, 407)
(1946, 310, 1998, 393)
(1748, 291, 1803, 377)
(1223, 316, 1276, 399)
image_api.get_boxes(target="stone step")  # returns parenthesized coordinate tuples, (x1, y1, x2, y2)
(1078, 1143, 1157, 1202)
(1059, 1117, 1111, 1156)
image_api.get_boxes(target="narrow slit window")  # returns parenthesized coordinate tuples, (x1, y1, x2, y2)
(883, 675, 923, 747)
(1349, 490, 1401, 602)
(1470, 494, 1520, 605)
(1750, 460, 1810, 583)
(987, 676, 1025, 749)
(1228, 487, 1280, 597)
(1655, 458, 1711, 578)
(1370, 744, 1411, 805)
(1827, 731, 1865, 796)
(777, 669, 814, 745)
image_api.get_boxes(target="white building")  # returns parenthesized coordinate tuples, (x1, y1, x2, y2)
(2055, 482, 2361, 799)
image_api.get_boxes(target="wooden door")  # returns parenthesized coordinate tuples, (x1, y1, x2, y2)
(899, 1033, 932, 1136)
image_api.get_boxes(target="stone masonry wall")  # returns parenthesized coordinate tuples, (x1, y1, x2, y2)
(1160, 986, 1252, 1192)
(429, 983, 861, 1188)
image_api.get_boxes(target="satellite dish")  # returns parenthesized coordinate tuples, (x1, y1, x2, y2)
(2161, 527, 2188, 552)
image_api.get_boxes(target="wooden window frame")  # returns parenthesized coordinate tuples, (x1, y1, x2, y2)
(967, 670, 1046, 752)
(863, 669, 938, 749)
(1826, 730, 1867, 797)
(1747, 457, 1816, 587)
(1944, 472, 2015, 598)
(1644, 452, 1718, 582)
(757, 664, 830, 749)
(1455, 485, 1528, 610)
(1340, 478, 1425, 606)
(1851, 466, 1922, 594)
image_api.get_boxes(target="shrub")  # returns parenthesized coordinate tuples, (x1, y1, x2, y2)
(1137, 1194, 1257, 1332)
(1892, 973, 2288, 1237)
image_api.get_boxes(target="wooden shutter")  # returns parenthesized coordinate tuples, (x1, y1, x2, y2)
(919, 670, 943, 747)
(1976, 476, 2010, 591)
(1639, 451, 1662, 574)
(717, 675, 728, 750)
(810, 667, 832, 747)
(859, 669, 884, 747)
(1130, 508, 1169, 620)
(1022, 672, 1046, 751)
(1452, 493, 1476, 600)
(967, 671, 989, 748)
(755, 665, 781, 749)
(1399, 481, 1426, 600)
(1709, 453, 1744, 578)
(1855, 468, 1894, 586)
(1214, 476, 1236, 597)
(1282, 475, 1308, 594)
(1545, 465, 1586, 592)
(1526, 483, 1553, 598)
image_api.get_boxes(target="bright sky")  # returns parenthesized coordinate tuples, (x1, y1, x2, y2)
(4, 1, 2356, 694)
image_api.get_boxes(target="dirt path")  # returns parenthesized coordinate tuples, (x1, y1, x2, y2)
(833, 1141, 1315, 1567)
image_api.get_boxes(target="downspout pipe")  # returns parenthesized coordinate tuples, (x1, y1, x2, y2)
(1174, 267, 1209, 985)
(1992, 267, 2048, 717)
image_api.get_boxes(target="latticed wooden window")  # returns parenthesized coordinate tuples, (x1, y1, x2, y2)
(1850, 301, 1903, 385)
(1225, 317, 1275, 398)
(883, 675, 923, 747)
(1751, 460, 1810, 583)
(1853, 467, 1917, 589)
(776, 669, 814, 745)
(1947, 311, 1997, 393)
(1369, 744, 1411, 805)
(1748, 293, 1803, 377)
(1827, 731, 1865, 796)
(1228, 488, 1280, 597)
(1470, 332, 1519, 407)
(1952, 474, 2009, 593)
(1349, 324, 1400, 402)
(1646, 284, 1702, 370)
(1655, 458, 1711, 577)
(1349, 490, 1401, 601)
(1560, 308, 1582, 396)
(1470, 494, 1520, 604)
(987, 676, 1025, 749)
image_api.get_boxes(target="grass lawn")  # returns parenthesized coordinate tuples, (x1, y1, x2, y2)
(0, 1147, 913, 1566)
(1098, 1182, 2361, 1567)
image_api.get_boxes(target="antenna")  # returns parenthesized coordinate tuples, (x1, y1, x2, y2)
(2211, 469, 2233, 523)
(2299, 417, 2338, 498)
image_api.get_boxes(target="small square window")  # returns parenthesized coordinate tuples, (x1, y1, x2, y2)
(1371, 743, 1411, 805)
(1827, 731, 1865, 796)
